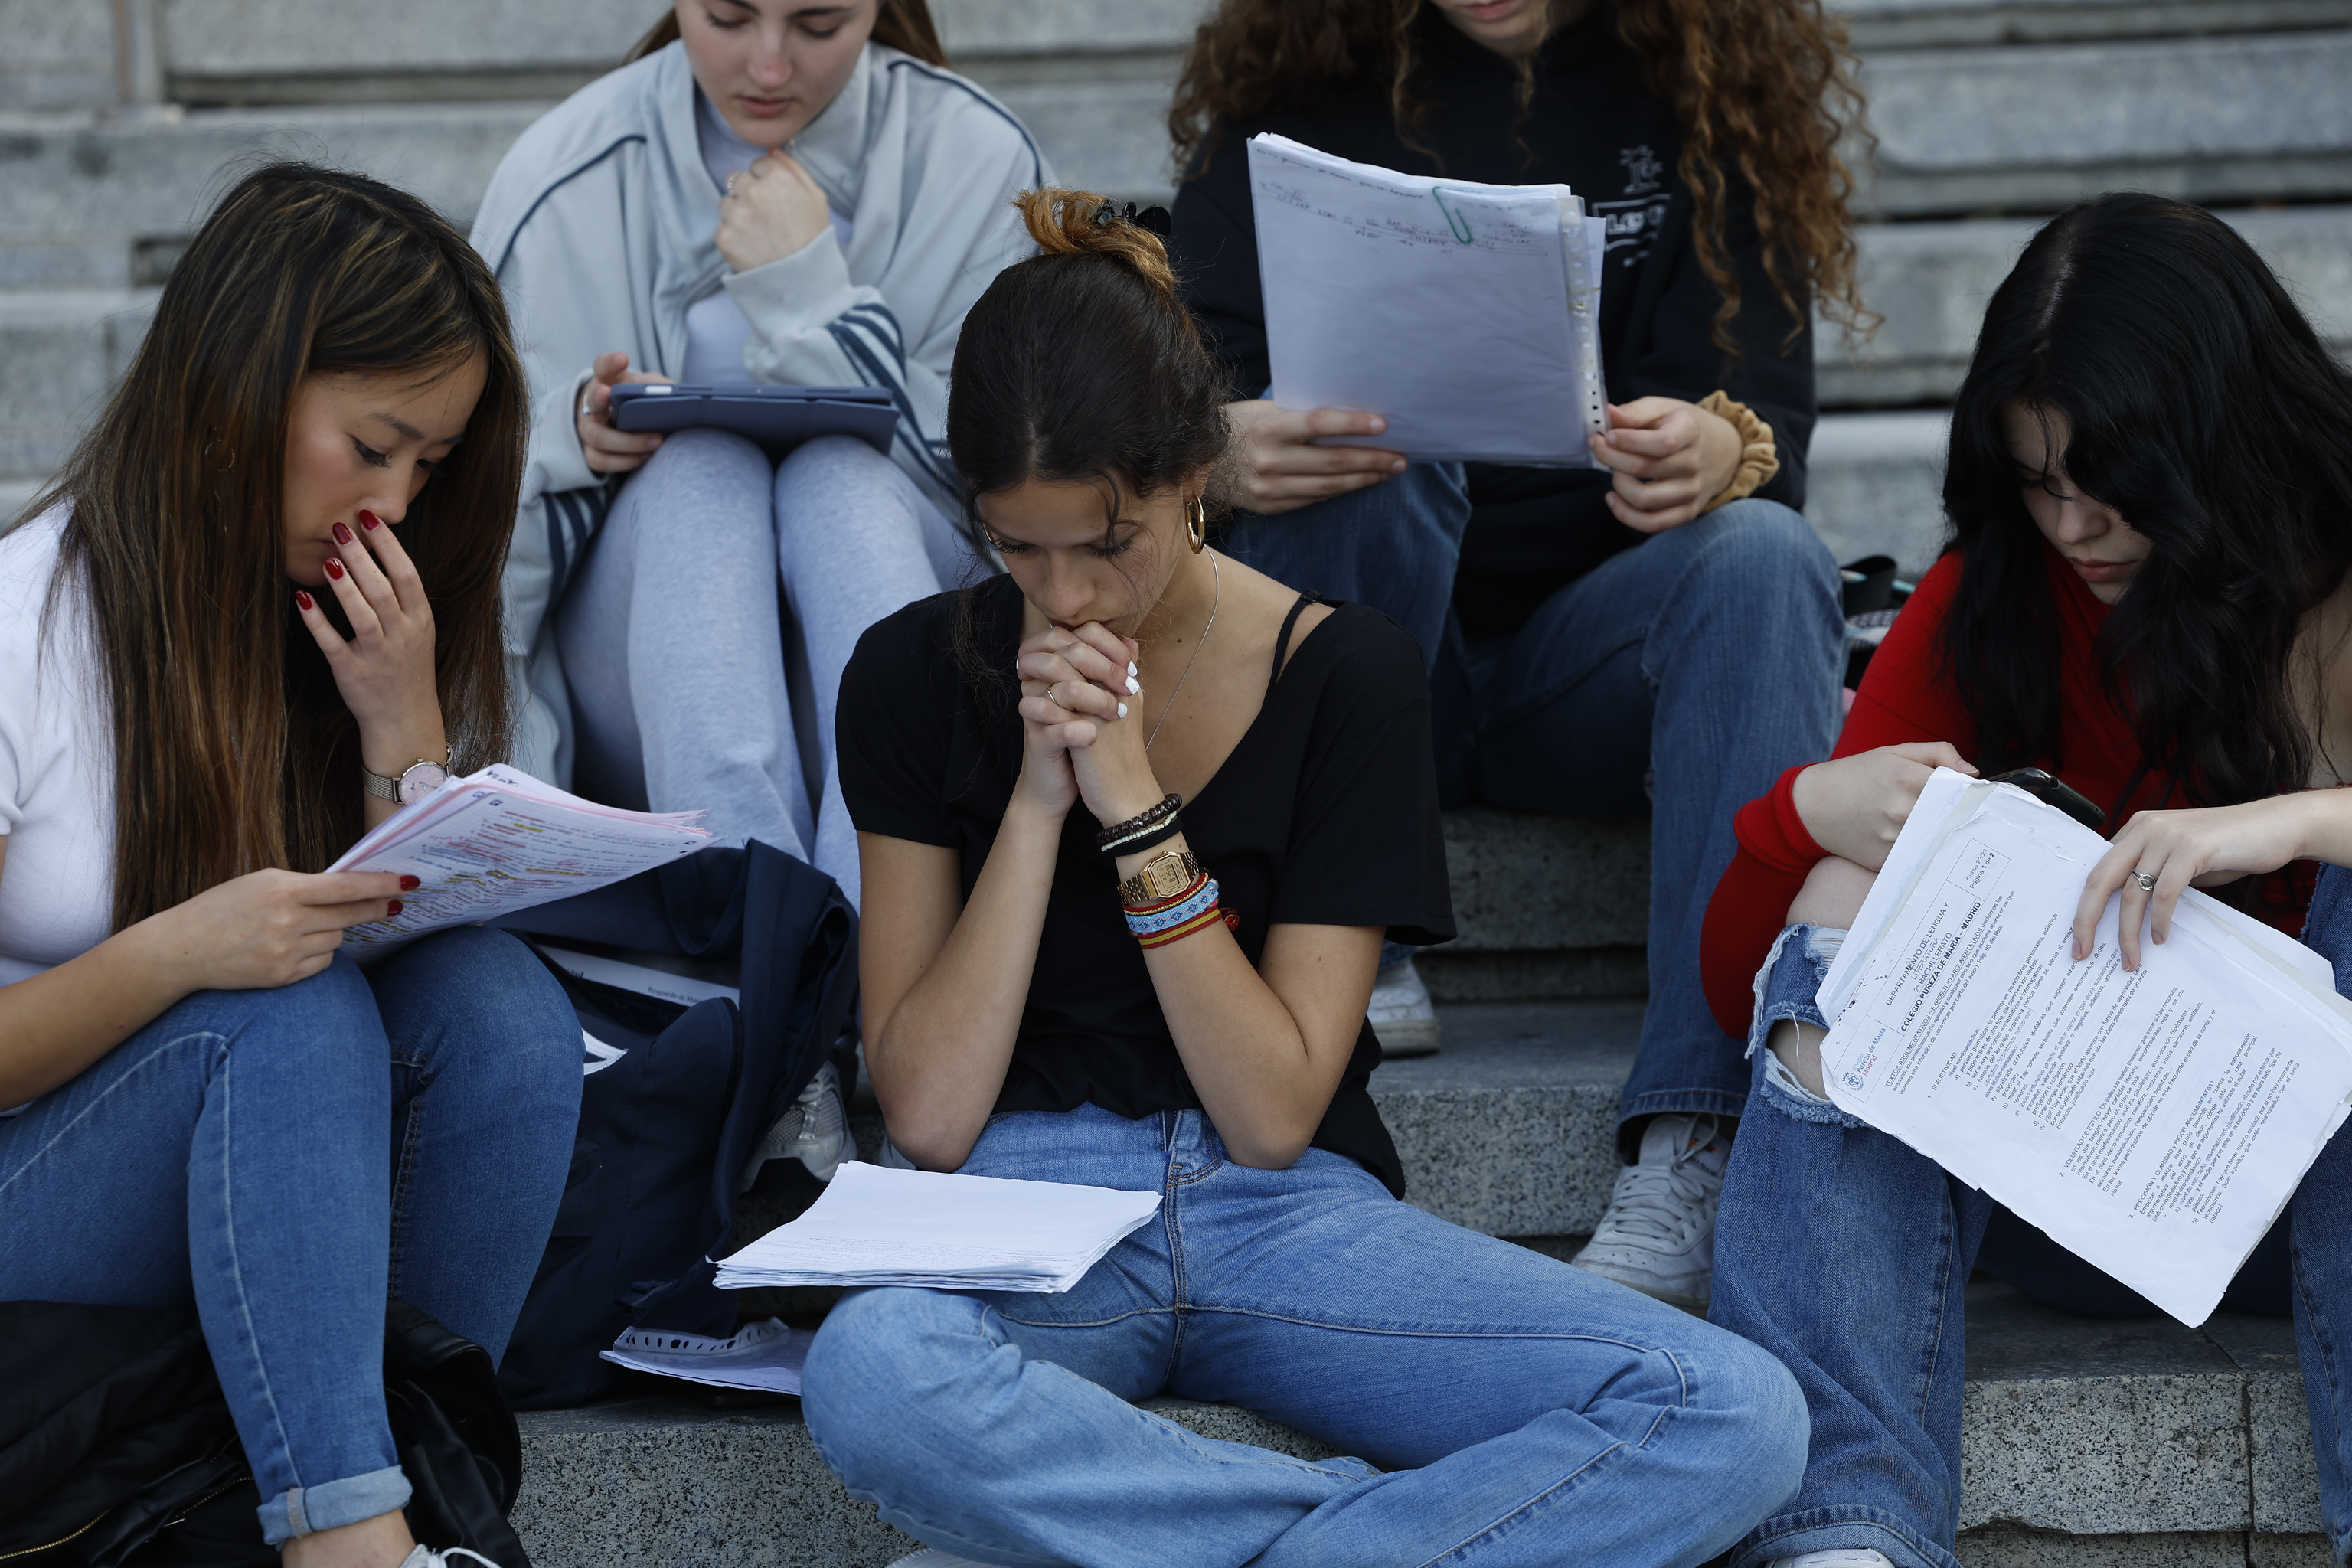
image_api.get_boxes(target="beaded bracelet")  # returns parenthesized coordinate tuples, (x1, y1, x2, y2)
(1095, 792, 1181, 853)
(1102, 815, 1184, 857)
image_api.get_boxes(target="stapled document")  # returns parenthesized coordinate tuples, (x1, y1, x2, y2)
(1815, 771, 2352, 1324)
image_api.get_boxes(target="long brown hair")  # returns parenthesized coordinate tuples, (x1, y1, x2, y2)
(22, 163, 525, 931)
(626, 1, 949, 67)
(1169, 0, 1871, 351)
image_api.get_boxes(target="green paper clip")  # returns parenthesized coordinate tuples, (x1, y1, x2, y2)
(1430, 187, 1473, 244)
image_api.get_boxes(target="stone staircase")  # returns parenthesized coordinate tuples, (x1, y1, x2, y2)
(5, 2, 2350, 1562)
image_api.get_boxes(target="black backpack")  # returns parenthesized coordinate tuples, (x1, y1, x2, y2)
(489, 840, 858, 1410)
(0, 1298, 528, 1567)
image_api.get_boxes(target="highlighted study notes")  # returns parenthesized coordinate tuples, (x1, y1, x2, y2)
(328, 763, 711, 954)
(1248, 132, 1609, 466)
(1815, 769, 2352, 1325)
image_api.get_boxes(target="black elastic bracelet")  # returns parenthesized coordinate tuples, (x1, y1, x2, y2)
(1094, 792, 1181, 851)
(1104, 815, 1185, 858)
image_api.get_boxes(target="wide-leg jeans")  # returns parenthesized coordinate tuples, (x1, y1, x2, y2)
(1711, 886, 2352, 1568)
(802, 1102, 1810, 1567)
(0, 926, 581, 1545)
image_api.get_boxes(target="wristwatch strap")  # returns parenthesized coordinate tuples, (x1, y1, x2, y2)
(364, 745, 452, 802)
(1119, 848, 1203, 908)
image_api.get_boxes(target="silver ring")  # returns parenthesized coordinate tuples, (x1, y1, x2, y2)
(2132, 870, 2157, 892)
(726, 170, 740, 197)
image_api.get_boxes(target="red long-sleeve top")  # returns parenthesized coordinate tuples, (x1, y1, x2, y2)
(1700, 546, 2318, 1038)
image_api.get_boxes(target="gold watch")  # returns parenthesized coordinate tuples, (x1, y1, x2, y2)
(1119, 848, 1202, 906)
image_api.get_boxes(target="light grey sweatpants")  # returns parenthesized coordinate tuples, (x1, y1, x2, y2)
(556, 429, 966, 908)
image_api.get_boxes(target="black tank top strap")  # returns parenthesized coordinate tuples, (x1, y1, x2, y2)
(1267, 593, 1318, 699)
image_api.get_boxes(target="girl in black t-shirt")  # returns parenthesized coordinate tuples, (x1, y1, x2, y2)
(802, 188, 1808, 1568)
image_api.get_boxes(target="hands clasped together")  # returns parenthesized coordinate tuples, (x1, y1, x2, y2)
(1012, 622, 1161, 826)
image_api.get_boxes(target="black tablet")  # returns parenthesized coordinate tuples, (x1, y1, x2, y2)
(609, 383, 898, 455)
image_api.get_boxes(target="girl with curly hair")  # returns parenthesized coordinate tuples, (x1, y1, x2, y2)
(1165, 0, 1868, 1312)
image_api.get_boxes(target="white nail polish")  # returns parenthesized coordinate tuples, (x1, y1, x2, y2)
(1125, 676, 1141, 694)
(1126, 661, 1138, 677)
(1117, 702, 1129, 719)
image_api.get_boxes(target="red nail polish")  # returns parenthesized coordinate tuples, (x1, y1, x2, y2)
(324, 558, 345, 580)
(332, 521, 354, 545)
(387, 900, 404, 917)
(296, 590, 314, 611)
(399, 875, 420, 890)
(360, 510, 381, 531)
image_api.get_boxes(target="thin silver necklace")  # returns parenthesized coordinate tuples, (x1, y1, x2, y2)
(1146, 550, 1219, 751)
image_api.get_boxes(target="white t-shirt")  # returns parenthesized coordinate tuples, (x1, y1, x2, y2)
(681, 90, 855, 387)
(0, 504, 116, 988)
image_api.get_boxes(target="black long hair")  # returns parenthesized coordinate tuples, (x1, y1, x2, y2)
(1939, 192, 2352, 812)
(943, 188, 1230, 694)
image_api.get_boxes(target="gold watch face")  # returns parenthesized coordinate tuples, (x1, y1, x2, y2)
(1143, 854, 1191, 900)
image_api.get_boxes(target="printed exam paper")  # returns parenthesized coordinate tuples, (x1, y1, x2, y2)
(1815, 770, 2352, 1324)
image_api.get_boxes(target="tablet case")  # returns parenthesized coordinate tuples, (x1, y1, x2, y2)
(609, 384, 898, 455)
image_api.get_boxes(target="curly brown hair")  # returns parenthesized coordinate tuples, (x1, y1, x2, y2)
(1168, 0, 1873, 351)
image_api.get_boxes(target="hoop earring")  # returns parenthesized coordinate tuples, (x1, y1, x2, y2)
(1186, 495, 1207, 554)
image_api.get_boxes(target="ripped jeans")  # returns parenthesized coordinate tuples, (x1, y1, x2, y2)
(1710, 916, 2352, 1568)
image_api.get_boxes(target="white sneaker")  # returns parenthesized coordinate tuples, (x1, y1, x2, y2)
(739, 1060, 850, 1188)
(1367, 956, 1441, 1059)
(397, 1548, 505, 1568)
(887, 1552, 997, 1567)
(1570, 1112, 1730, 1311)
(1768, 1552, 1895, 1568)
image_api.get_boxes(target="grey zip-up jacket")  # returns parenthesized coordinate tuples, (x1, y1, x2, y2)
(471, 39, 1046, 784)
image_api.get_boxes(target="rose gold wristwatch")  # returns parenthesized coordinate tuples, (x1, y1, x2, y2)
(364, 745, 452, 807)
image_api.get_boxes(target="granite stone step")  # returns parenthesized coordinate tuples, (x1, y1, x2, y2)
(508, 1281, 2331, 1567)
(1855, 28, 2352, 217)
(1824, 204, 2352, 408)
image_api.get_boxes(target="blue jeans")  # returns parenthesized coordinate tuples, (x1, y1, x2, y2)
(0, 928, 581, 1546)
(802, 1103, 1808, 1567)
(1711, 900, 2352, 1568)
(1224, 471, 1847, 1137)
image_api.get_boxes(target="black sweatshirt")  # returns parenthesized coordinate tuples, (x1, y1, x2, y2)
(1168, 5, 1817, 639)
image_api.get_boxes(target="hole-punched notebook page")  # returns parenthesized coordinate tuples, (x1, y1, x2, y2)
(1248, 133, 1608, 466)
(1813, 771, 2352, 1325)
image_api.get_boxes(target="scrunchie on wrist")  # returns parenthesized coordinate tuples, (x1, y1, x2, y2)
(1697, 391, 1779, 515)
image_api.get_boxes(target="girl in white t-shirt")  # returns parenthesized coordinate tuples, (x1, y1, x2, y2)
(0, 164, 579, 1568)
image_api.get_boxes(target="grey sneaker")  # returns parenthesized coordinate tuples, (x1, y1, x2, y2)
(739, 1060, 850, 1189)
(1367, 956, 1441, 1059)
(1570, 1113, 1730, 1311)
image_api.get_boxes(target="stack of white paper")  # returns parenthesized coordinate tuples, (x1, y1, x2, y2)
(715, 1161, 1161, 1293)
(601, 1317, 813, 1395)
(1248, 132, 1609, 466)
(1815, 769, 2352, 1325)
(328, 763, 711, 955)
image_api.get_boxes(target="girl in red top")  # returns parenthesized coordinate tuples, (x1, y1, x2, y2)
(1701, 194, 2352, 1568)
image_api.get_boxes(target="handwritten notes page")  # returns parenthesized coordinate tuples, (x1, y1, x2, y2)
(1247, 132, 1608, 466)
(1815, 772, 2352, 1324)
(328, 763, 710, 954)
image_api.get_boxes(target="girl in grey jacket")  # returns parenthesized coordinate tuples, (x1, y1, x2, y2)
(472, 1, 1044, 905)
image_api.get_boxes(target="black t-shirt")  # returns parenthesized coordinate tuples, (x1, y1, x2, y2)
(836, 577, 1456, 1197)
(1167, 3, 1818, 639)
